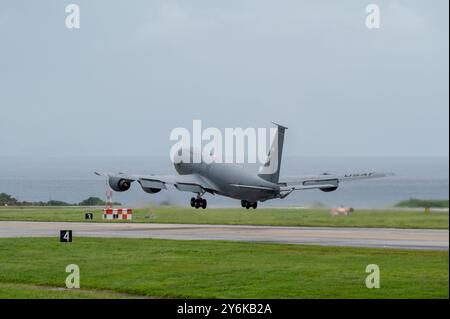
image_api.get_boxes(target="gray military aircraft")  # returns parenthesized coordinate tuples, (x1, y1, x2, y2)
(96, 124, 390, 209)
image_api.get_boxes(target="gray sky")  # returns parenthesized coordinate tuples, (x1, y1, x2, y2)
(0, 0, 448, 157)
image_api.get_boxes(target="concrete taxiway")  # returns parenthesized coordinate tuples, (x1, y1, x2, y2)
(0, 221, 448, 250)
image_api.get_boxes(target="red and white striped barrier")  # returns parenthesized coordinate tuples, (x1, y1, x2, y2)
(103, 208, 133, 220)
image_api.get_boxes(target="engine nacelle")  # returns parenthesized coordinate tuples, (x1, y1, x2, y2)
(320, 186, 338, 192)
(142, 187, 162, 194)
(108, 177, 132, 192)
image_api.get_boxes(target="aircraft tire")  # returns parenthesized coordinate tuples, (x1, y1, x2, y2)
(252, 202, 257, 209)
(201, 199, 207, 209)
(190, 197, 196, 207)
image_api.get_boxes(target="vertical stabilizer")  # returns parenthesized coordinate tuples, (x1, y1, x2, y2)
(258, 123, 287, 183)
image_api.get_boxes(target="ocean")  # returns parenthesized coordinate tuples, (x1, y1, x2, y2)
(0, 156, 448, 208)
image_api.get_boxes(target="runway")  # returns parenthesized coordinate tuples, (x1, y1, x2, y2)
(0, 221, 448, 250)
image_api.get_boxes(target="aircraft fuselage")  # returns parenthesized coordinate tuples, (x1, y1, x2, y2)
(174, 160, 279, 202)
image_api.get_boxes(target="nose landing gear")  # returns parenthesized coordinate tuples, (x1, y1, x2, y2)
(241, 200, 257, 209)
(191, 197, 207, 209)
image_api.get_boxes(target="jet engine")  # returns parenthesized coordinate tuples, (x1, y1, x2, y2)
(137, 180, 164, 194)
(320, 186, 338, 192)
(108, 177, 132, 192)
(142, 187, 162, 194)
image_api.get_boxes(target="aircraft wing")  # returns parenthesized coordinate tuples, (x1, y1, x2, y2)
(95, 172, 219, 194)
(278, 172, 393, 191)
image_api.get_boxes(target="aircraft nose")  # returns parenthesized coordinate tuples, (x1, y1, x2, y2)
(171, 147, 182, 163)
(170, 147, 192, 164)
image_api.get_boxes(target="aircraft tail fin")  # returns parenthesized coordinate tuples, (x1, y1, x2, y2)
(258, 122, 287, 183)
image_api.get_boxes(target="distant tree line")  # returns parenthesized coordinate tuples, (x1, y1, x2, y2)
(395, 198, 449, 208)
(0, 193, 121, 207)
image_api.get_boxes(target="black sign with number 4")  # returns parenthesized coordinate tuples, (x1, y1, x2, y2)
(60, 230, 72, 242)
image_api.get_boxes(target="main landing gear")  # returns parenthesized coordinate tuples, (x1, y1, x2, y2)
(241, 200, 257, 209)
(191, 197, 207, 209)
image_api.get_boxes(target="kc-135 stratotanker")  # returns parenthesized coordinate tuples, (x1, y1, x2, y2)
(96, 123, 391, 209)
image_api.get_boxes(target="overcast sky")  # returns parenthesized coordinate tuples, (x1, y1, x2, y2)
(0, 0, 448, 157)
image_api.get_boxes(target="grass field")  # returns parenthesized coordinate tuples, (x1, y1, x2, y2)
(0, 237, 447, 299)
(0, 206, 448, 229)
(0, 283, 143, 299)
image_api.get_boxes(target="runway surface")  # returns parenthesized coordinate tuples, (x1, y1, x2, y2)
(0, 221, 448, 250)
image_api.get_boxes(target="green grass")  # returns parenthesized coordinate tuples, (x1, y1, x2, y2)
(0, 283, 144, 299)
(0, 237, 447, 299)
(0, 206, 448, 229)
(395, 199, 449, 209)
